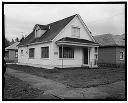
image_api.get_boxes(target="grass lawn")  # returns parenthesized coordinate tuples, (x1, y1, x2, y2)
(6, 64, 125, 88)
(4, 73, 44, 99)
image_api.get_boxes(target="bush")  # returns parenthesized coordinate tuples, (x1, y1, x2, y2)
(98, 63, 125, 68)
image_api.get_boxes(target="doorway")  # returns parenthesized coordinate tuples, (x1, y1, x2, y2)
(83, 48, 88, 64)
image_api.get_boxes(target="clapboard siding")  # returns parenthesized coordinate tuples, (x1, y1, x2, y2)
(98, 47, 116, 64)
(116, 47, 125, 64)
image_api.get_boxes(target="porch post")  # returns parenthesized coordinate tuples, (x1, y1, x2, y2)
(62, 45, 63, 68)
(88, 47, 90, 66)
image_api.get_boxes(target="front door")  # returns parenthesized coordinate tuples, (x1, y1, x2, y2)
(83, 48, 88, 64)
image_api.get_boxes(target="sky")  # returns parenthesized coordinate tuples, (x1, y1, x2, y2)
(4, 4, 125, 41)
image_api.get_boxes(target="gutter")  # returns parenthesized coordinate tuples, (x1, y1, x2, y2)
(56, 41, 99, 46)
(56, 41, 99, 47)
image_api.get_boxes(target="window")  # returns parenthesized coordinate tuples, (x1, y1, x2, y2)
(29, 48, 35, 58)
(120, 51, 124, 60)
(15, 51, 18, 58)
(95, 47, 98, 53)
(72, 27, 80, 37)
(41, 47, 49, 58)
(59, 47, 74, 58)
(21, 50, 23, 54)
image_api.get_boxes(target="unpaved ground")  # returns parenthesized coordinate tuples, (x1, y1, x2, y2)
(5, 68, 125, 99)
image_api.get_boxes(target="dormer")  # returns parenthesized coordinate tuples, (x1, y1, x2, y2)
(33, 24, 48, 38)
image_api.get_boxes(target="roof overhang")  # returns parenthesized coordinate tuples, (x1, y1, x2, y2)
(56, 41, 99, 47)
(99, 45, 125, 48)
(18, 40, 52, 47)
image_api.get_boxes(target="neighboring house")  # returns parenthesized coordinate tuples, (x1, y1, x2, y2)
(94, 34, 125, 65)
(5, 42, 20, 62)
(18, 14, 99, 69)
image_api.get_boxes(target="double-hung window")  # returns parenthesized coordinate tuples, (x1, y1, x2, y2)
(41, 47, 49, 58)
(59, 47, 74, 58)
(72, 27, 80, 37)
(120, 51, 124, 60)
(29, 48, 35, 58)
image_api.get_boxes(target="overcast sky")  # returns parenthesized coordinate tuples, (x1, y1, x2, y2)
(4, 4, 125, 41)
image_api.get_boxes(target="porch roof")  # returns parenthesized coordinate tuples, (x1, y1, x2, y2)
(56, 37, 99, 47)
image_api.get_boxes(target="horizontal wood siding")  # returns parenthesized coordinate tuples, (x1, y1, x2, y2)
(8, 50, 18, 62)
(98, 47, 116, 64)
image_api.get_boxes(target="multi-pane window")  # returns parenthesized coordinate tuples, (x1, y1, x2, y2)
(72, 27, 80, 37)
(29, 48, 35, 58)
(15, 51, 18, 58)
(120, 51, 124, 60)
(59, 47, 74, 58)
(41, 47, 49, 58)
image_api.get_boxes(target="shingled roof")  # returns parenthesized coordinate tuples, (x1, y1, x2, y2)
(93, 34, 125, 47)
(5, 42, 20, 50)
(18, 14, 77, 46)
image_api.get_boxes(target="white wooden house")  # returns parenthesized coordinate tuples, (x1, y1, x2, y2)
(18, 14, 99, 69)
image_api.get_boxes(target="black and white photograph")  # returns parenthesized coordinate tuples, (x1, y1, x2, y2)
(3, 2, 126, 100)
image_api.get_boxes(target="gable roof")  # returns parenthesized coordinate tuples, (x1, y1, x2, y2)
(18, 14, 77, 46)
(5, 42, 20, 50)
(93, 34, 125, 47)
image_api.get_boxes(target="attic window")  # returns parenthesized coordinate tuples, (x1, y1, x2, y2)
(72, 27, 80, 37)
(35, 28, 46, 38)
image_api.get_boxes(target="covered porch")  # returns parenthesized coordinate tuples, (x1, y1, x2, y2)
(56, 37, 99, 68)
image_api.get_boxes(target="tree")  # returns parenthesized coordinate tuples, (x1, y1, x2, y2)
(5, 38, 10, 48)
(15, 37, 19, 42)
(10, 39, 15, 45)
(20, 35, 25, 42)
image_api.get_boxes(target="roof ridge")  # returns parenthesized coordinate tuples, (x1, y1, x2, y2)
(47, 14, 77, 25)
(18, 14, 77, 46)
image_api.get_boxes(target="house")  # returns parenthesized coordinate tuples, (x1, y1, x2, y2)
(94, 34, 125, 66)
(5, 42, 20, 62)
(18, 14, 99, 69)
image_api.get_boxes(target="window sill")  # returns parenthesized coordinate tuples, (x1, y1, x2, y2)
(29, 58, 35, 59)
(120, 59, 124, 61)
(59, 58, 74, 60)
(41, 58, 49, 60)
(72, 36, 80, 38)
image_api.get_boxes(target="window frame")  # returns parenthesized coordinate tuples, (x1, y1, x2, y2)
(72, 26, 80, 37)
(29, 48, 35, 59)
(15, 51, 18, 58)
(120, 51, 124, 60)
(41, 46, 49, 58)
(59, 47, 74, 59)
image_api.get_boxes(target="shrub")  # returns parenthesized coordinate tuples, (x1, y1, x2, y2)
(97, 63, 125, 68)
